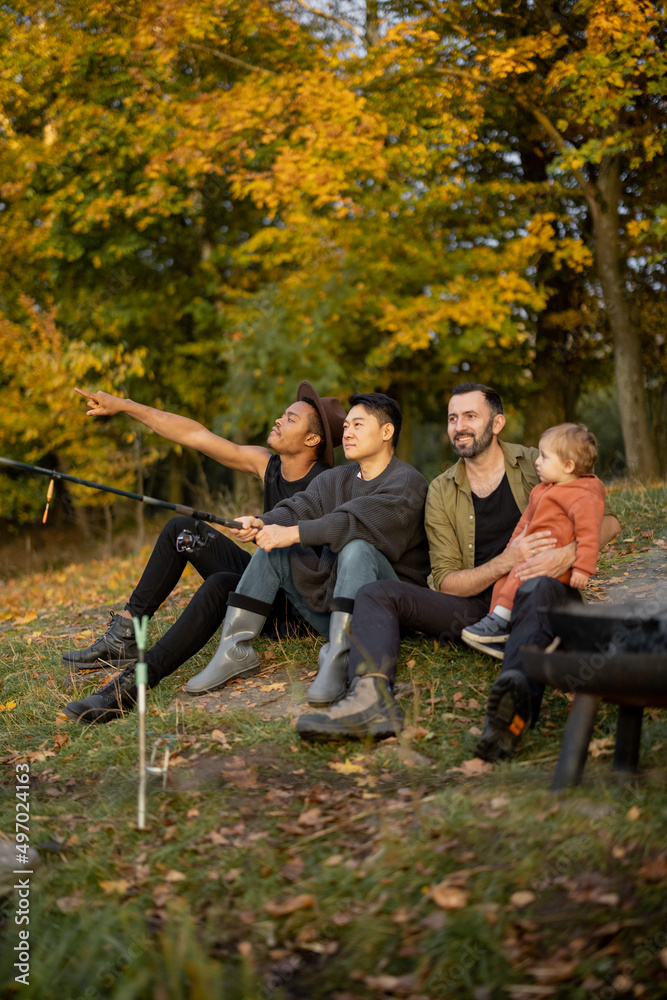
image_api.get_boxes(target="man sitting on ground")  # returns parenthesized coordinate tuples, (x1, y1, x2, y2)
(295, 383, 620, 760)
(63, 381, 345, 724)
(183, 393, 430, 715)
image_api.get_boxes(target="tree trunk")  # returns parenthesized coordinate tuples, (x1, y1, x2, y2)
(592, 157, 659, 480)
(365, 0, 379, 48)
(392, 384, 413, 464)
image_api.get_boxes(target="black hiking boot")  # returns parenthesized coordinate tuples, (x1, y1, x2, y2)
(62, 612, 139, 671)
(475, 670, 532, 763)
(61, 663, 139, 724)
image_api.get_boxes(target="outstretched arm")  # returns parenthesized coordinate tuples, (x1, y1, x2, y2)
(74, 388, 271, 480)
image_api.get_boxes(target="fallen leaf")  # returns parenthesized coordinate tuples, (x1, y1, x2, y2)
(264, 894, 314, 916)
(55, 893, 85, 913)
(0, 700, 17, 712)
(297, 807, 323, 827)
(363, 973, 418, 994)
(510, 891, 536, 908)
(259, 682, 286, 692)
(220, 756, 259, 788)
(639, 854, 667, 882)
(13, 612, 37, 625)
(431, 883, 469, 910)
(98, 879, 131, 895)
(24, 750, 56, 762)
(528, 960, 577, 984)
(596, 892, 620, 906)
(281, 857, 305, 882)
(449, 757, 494, 776)
(328, 758, 365, 775)
(210, 729, 229, 745)
(626, 805, 641, 822)
(589, 737, 614, 757)
(164, 870, 187, 882)
(402, 725, 432, 740)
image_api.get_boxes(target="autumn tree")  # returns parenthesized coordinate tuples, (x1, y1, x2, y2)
(356, 0, 665, 475)
(0, 297, 145, 524)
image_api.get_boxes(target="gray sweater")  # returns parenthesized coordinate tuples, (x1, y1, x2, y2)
(261, 455, 430, 612)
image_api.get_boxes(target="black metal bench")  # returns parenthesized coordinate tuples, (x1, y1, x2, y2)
(521, 601, 667, 790)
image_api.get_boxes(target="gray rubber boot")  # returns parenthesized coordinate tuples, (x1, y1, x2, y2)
(186, 605, 266, 694)
(306, 611, 352, 707)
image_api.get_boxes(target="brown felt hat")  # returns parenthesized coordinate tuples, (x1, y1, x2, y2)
(297, 381, 346, 468)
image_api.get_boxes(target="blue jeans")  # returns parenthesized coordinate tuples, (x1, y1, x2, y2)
(235, 540, 399, 638)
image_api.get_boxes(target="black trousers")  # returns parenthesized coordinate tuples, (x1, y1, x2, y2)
(348, 576, 581, 723)
(347, 580, 489, 686)
(124, 516, 302, 686)
(500, 576, 582, 722)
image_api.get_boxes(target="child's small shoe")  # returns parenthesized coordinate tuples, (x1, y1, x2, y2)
(461, 613, 510, 645)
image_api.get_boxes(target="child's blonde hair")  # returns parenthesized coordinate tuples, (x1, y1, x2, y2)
(539, 423, 598, 476)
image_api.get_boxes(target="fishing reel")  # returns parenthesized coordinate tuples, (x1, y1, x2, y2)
(175, 520, 216, 554)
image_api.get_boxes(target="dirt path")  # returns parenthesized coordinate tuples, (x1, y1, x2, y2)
(587, 537, 667, 606)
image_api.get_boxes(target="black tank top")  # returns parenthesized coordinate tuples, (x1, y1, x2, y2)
(262, 453, 330, 512)
(472, 474, 521, 604)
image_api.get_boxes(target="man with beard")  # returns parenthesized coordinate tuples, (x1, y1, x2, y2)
(295, 383, 620, 761)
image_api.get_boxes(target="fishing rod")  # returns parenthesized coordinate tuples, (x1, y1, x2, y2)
(0, 456, 244, 553)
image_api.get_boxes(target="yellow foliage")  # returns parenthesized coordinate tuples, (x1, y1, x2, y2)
(0, 298, 146, 516)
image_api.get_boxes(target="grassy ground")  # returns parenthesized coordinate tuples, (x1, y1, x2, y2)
(1, 484, 666, 1000)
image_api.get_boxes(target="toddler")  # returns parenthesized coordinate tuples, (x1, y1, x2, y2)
(461, 423, 606, 654)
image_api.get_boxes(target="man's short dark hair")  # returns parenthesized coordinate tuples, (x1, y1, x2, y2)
(451, 382, 503, 417)
(300, 396, 326, 458)
(348, 392, 402, 449)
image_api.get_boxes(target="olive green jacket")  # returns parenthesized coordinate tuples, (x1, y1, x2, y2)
(425, 441, 540, 591)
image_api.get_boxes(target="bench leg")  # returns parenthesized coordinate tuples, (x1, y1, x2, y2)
(551, 693, 602, 791)
(613, 705, 644, 774)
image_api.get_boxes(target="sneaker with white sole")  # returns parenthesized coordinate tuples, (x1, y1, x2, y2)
(461, 613, 510, 644)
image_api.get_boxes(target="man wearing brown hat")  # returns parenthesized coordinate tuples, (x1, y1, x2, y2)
(62, 381, 346, 723)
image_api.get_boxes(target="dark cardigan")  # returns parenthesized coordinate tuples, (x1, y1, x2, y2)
(261, 455, 430, 612)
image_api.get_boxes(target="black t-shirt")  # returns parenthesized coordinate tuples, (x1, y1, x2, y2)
(261, 453, 330, 636)
(472, 473, 521, 603)
(262, 453, 330, 512)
